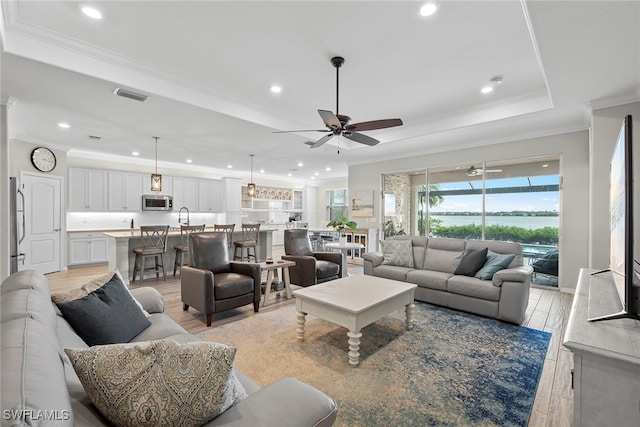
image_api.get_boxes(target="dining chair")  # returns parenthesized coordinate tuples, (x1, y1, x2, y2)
(131, 225, 170, 285)
(214, 224, 235, 248)
(173, 224, 206, 277)
(233, 223, 260, 262)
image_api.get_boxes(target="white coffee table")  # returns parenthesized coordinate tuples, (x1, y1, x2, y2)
(293, 275, 417, 367)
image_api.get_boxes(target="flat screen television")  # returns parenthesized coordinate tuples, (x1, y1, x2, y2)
(589, 114, 640, 322)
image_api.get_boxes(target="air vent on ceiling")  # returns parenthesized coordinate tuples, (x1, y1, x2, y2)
(86, 135, 102, 141)
(112, 87, 148, 102)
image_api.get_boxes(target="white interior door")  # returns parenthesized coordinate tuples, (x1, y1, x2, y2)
(19, 172, 62, 274)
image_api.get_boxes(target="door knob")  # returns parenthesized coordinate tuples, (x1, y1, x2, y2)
(53, 228, 61, 232)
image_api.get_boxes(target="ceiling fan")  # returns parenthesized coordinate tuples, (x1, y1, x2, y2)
(466, 165, 503, 176)
(274, 56, 403, 149)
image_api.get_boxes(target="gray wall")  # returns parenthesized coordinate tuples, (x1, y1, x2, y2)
(349, 130, 589, 291)
(589, 102, 640, 269)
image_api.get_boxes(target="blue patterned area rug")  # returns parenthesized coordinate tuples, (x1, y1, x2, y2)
(200, 301, 550, 427)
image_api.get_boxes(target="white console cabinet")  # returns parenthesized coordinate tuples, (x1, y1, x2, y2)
(563, 268, 640, 427)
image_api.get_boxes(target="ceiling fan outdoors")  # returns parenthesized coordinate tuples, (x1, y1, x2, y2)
(274, 56, 403, 149)
(466, 165, 503, 176)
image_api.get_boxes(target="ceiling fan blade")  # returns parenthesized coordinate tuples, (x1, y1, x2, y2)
(344, 131, 380, 146)
(346, 118, 403, 132)
(272, 129, 328, 133)
(311, 133, 334, 148)
(318, 110, 342, 130)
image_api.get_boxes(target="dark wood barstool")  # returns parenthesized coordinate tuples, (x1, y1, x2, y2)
(233, 223, 260, 262)
(132, 225, 170, 285)
(173, 224, 206, 277)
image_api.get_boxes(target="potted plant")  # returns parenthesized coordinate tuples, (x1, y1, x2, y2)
(326, 216, 357, 245)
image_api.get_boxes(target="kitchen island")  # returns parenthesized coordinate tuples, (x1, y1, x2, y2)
(103, 226, 274, 283)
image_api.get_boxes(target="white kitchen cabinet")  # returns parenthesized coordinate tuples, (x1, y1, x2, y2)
(108, 171, 143, 211)
(198, 179, 223, 212)
(68, 168, 108, 211)
(293, 189, 303, 210)
(68, 232, 109, 266)
(172, 176, 199, 211)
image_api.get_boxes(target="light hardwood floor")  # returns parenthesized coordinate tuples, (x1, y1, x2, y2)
(46, 253, 574, 427)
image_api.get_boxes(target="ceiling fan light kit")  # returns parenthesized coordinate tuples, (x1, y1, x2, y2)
(275, 56, 403, 149)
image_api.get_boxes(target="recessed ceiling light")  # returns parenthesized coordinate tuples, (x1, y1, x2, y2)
(260, 169, 265, 173)
(481, 76, 503, 94)
(131, 151, 140, 156)
(287, 172, 292, 177)
(311, 176, 315, 180)
(58, 122, 70, 129)
(481, 86, 494, 94)
(81, 6, 102, 20)
(542, 164, 549, 168)
(270, 85, 282, 94)
(419, 2, 438, 17)
(186, 159, 193, 164)
(325, 167, 331, 172)
(227, 164, 233, 169)
(314, 172, 319, 176)
(298, 162, 304, 167)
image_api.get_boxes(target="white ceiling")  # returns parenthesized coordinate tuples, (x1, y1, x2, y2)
(1, 1, 639, 184)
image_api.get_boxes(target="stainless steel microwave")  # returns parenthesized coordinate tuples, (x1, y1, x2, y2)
(142, 194, 173, 211)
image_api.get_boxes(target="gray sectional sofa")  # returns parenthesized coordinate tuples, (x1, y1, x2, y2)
(1, 270, 337, 427)
(363, 236, 533, 324)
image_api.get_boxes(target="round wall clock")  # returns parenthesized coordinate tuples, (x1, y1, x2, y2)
(31, 147, 57, 172)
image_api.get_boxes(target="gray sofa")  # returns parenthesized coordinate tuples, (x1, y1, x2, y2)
(1, 270, 338, 427)
(363, 236, 533, 324)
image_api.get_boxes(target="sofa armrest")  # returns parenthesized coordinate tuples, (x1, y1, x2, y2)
(492, 265, 533, 287)
(181, 266, 215, 314)
(362, 251, 384, 268)
(129, 287, 165, 314)
(205, 377, 338, 427)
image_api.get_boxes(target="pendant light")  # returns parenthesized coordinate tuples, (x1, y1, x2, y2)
(150, 136, 162, 192)
(247, 154, 256, 198)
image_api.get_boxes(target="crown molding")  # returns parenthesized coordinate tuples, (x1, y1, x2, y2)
(585, 93, 640, 112)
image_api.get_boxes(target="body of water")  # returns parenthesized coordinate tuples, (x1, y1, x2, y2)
(431, 215, 558, 229)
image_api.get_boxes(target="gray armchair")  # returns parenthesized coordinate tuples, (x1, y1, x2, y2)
(282, 229, 344, 287)
(181, 232, 262, 326)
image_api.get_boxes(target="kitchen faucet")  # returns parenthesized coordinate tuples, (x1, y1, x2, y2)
(178, 207, 190, 226)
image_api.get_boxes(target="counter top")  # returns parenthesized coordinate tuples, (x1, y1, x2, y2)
(102, 226, 274, 239)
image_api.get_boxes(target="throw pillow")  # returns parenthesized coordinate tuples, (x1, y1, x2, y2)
(380, 239, 414, 268)
(474, 250, 516, 280)
(56, 273, 151, 346)
(52, 269, 150, 317)
(454, 247, 488, 276)
(65, 340, 247, 427)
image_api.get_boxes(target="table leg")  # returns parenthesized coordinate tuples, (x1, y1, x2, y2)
(263, 269, 274, 306)
(347, 330, 362, 367)
(340, 249, 348, 277)
(296, 311, 306, 341)
(405, 303, 415, 330)
(283, 267, 292, 299)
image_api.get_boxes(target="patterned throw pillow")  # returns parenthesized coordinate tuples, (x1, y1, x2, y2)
(65, 339, 247, 427)
(380, 239, 414, 268)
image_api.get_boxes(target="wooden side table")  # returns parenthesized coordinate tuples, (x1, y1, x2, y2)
(258, 259, 296, 306)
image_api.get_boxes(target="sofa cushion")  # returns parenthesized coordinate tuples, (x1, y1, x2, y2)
(316, 259, 340, 279)
(380, 239, 414, 268)
(406, 269, 452, 291)
(213, 272, 256, 299)
(474, 250, 516, 280)
(56, 273, 151, 346)
(447, 275, 501, 301)
(423, 237, 466, 274)
(454, 248, 488, 276)
(65, 339, 247, 427)
(370, 265, 411, 282)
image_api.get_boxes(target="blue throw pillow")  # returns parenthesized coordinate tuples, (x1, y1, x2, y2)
(56, 273, 151, 346)
(474, 250, 515, 280)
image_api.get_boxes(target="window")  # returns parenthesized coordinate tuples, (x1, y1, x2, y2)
(426, 157, 560, 287)
(326, 189, 348, 221)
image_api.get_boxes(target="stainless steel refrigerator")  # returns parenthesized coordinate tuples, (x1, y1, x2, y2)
(10, 177, 25, 273)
